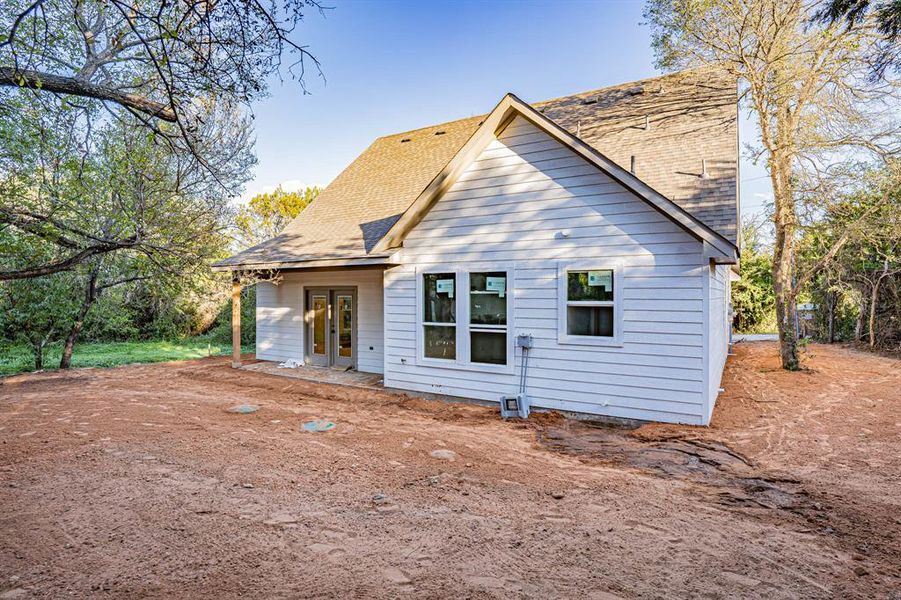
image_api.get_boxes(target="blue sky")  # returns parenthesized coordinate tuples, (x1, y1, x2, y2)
(247, 0, 772, 220)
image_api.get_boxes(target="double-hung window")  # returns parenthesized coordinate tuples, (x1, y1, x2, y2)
(468, 271, 508, 365)
(558, 263, 622, 346)
(422, 273, 456, 360)
(418, 266, 512, 370)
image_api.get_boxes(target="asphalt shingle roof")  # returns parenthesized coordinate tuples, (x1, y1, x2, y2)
(218, 68, 738, 269)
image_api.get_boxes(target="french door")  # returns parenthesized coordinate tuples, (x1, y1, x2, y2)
(305, 288, 355, 369)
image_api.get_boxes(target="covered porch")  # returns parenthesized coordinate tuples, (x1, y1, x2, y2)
(226, 264, 389, 376)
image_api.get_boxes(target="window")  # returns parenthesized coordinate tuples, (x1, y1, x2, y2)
(469, 271, 507, 365)
(417, 266, 514, 371)
(558, 264, 621, 346)
(422, 273, 456, 360)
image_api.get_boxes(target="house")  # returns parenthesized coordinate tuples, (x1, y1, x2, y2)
(215, 69, 740, 426)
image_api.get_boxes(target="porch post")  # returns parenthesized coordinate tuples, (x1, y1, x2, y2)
(231, 272, 242, 368)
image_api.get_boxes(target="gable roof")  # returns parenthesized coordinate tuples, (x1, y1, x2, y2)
(215, 68, 739, 271)
(374, 93, 738, 260)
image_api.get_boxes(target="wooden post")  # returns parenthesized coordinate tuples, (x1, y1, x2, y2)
(231, 273, 242, 368)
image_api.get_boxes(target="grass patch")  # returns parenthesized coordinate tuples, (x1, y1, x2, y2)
(0, 339, 255, 376)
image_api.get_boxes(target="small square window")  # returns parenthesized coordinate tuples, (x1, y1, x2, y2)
(562, 267, 617, 341)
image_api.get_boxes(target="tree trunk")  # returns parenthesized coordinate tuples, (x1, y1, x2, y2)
(32, 340, 43, 371)
(60, 269, 100, 369)
(868, 261, 889, 348)
(231, 274, 242, 368)
(769, 143, 800, 370)
(827, 290, 835, 343)
(868, 282, 879, 347)
(855, 291, 867, 341)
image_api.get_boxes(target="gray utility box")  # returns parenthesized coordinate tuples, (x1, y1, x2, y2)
(500, 333, 533, 419)
(500, 393, 530, 419)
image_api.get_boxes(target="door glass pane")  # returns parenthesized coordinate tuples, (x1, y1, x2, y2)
(567, 270, 614, 301)
(423, 273, 455, 323)
(312, 296, 326, 354)
(469, 272, 507, 325)
(337, 295, 353, 358)
(567, 305, 614, 336)
(424, 325, 456, 359)
(470, 330, 506, 364)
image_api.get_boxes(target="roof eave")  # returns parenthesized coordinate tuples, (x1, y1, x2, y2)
(211, 253, 400, 273)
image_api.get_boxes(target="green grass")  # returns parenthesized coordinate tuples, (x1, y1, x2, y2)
(0, 339, 256, 376)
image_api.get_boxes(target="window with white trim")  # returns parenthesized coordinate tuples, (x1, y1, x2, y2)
(422, 273, 456, 360)
(417, 266, 513, 370)
(566, 269, 614, 336)
(469, 271, 507, 365)
(558, 264, 622, 346)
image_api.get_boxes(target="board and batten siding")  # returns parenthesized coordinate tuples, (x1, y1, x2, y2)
(384, 116, 712, 424)
(256, 268, 385, 374)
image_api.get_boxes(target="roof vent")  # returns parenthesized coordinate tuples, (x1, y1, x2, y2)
(581, 96, 598, 105)
(434, 130, 446, 136)
(627, 86, 645, 96)
(400, 138, 411, 143)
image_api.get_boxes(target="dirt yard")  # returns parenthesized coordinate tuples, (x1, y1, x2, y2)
(1, 343, 899, 599)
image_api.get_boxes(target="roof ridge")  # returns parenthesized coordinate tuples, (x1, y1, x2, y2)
(532, 66, 726, 107)
(375, 67, 726, 141)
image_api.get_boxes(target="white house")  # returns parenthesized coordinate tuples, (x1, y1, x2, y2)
(215, 69, 740, 426)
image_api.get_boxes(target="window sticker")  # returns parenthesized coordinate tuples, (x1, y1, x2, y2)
(436, 278, 454, 298)
(588, 270, 612, 291)
(485, 276, 506, 297)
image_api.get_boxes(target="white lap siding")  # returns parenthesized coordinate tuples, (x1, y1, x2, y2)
(705, 263, 731, 422)
(384, 116, 711, 424)
(255, 268, 385, 374)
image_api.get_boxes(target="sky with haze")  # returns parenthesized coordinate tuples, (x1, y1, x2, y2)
(247, 0, 773, 221)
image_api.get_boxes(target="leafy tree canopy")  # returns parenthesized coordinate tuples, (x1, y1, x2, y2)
(234, 185, 320, 248)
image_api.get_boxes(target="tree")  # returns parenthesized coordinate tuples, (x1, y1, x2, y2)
(731, 217, 775, 333)
(816, 0, 901, 74)
(0, 0, 324, 124)
(645, 0, 900, 369)
(0, 237, 79, 369)
(234, 185, 320, 248)
(0, 92, 251, 282)
(799, 165, 901, 348)
(0, 0, 325, 280)
(0, 99, 239, 367)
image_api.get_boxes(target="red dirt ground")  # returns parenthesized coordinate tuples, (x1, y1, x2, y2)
(1, 342, 899, 599)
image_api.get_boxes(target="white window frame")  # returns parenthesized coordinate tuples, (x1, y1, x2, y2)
(417, 266, 459, 365)
(557, 261, 623, 347)
(415, 264, 515, 373)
